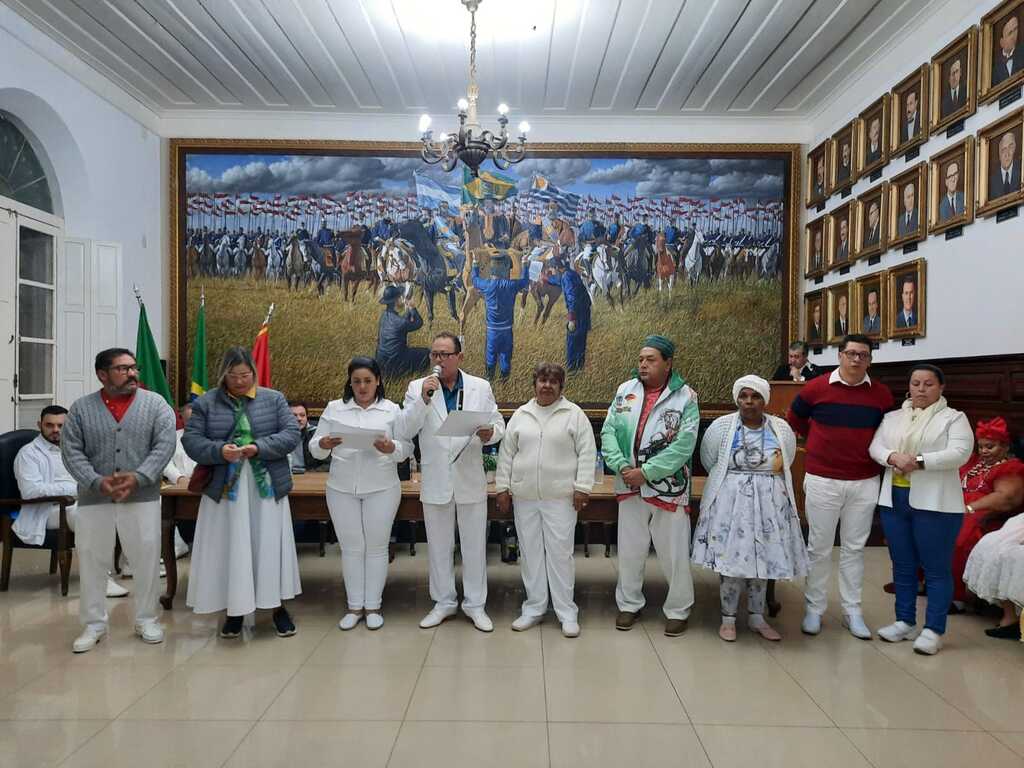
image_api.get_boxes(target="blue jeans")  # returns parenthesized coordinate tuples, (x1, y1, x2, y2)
(484, 326, 513, 377)
(879, 486, 962, 634)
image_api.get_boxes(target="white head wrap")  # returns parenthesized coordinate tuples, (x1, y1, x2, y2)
(732, 375, 770, 406)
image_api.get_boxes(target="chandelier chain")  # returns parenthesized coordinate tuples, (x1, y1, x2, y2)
(469, 6, 477, 82)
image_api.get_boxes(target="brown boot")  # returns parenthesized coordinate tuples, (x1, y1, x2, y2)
(664, 618, 688, 637)
(615, 611, 639, 631)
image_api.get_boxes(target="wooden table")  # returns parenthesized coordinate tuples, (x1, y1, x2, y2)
(159, 473, 705, 610)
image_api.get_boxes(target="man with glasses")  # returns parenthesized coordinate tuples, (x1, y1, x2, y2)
(787, 334, 893, 639)
(398, 332, 505, 632)
(61, 348, 177, 653)
(939, 162, 965, 221)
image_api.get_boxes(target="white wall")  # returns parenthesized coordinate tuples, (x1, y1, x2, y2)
(804, 0, 1024, 367)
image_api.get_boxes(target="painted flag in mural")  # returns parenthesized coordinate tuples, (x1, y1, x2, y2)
(135, 301, 174, 407)
(414, 171, 461, 215)
(462, 167, 518, 204)
(252, 319, 271, 388)
(529, 175, 581, 219)
(189, 293, 208, 400)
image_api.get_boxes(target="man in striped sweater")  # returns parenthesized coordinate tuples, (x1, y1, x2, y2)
(787, 334, 893, 639)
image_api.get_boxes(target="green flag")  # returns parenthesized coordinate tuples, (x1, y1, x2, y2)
(190, 295, 207, 400)
(135, 302, 173, 407)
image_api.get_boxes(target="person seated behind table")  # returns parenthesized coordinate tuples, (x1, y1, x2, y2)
(13, 405, 128, 598)
(287, 401, 328, 473)
(161, 402, 195, 560)
(772, 340, 824, 382)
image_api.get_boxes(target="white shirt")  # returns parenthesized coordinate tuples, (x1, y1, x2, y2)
(163, 429, 196, 484)
(309, 397, 412, 495)
(12, 435, 77, 546)
(829, 369, 871, 387)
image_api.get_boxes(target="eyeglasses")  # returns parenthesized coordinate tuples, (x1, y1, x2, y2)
(842, 351, 871, 361)
(429, 351, 458, 361)
(225, 371, 254, 381)
(107, 364, 139, 374)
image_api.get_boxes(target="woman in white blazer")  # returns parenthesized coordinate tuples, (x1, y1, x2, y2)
(309, 357, 413, 631)
(495, 363, 596, 638)
(869, 363, 974, 655)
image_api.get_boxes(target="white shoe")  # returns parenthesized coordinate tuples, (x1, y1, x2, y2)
(877, 621, 917, 643)
(419, 605, 458, 629)
(338, 612, 363, 631)
(174, 530, 190, 559)
(106, 579, 129, 598)
(561, 621, 580, 638)
(464, 608, 494, 633)
(842, 613, 872, 640)
(72, 626, 106, 653)
(159, 559, 167, 579)
(366, 612, 384, 631)
(511, 614, 544, 632)
(913, 628, 942, 655)
(801, 611, 822, 635)
(135, 622, 165, 644)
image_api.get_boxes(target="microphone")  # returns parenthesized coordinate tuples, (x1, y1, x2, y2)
(426, 365, 442, 397)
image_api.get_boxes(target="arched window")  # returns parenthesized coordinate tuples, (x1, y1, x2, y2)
(0, 112, 54, 214)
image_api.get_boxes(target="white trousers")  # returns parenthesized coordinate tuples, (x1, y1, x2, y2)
(422, 499, 488, 612)
(515, 498, 578, 623)
(76, 501, 161, 631)
(615, 496, 694, 620)
(803, 472, 880, 616)
(326, 485, 401, 611)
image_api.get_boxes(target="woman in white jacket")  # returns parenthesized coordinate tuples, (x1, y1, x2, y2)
(869, 363, 974, 655)
(495, 363, 597, 638)
(309, 357, 413, 631)
(693, 375, 808, 642)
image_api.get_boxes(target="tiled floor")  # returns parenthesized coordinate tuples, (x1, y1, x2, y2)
(1, 544, 1022, 768)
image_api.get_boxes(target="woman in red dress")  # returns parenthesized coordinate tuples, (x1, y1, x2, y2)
(951, 417, 1024, 611)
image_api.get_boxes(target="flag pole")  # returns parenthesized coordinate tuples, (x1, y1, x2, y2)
(132, 284, 142, 306)
(263, 302, 275, 326)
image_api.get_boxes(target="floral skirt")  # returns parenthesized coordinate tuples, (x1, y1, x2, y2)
(692, 471, 809, 580)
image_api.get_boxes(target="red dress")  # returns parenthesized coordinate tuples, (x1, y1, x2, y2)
(953, 456, 1024, 602)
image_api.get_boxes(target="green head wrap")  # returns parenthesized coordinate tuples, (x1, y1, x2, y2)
(642, 334, 675, 359)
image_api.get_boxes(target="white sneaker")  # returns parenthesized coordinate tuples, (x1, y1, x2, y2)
(106, 579, 129, 598)
(135, 622, 165, 644)
(464, 608, 494, 633)
(366, 612, 384, 631)
(511, 614, 544, 632)
(72, 626, 106, 653)
(842, 613, 872, 640)
(561, 621, 580, 638)
(160, 559, 167, 579)
(801, 611, 822, 635)
(913, 628, 942, 655)
(174, 530, 190, 559)
(419, 605, 458, 628)
(877, 621, 917, 643)
(338, 612, 363, 631)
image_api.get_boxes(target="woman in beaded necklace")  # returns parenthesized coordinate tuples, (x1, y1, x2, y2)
(693, 375, 808, 642)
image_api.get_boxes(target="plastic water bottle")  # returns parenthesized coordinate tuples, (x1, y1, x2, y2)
(595, 450, 604, 484)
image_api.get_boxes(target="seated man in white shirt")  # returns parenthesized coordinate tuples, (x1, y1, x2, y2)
(160, 402, 193, 559)
(14, 405, 128, 597)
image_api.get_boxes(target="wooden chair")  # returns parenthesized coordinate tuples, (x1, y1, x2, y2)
(0, 429, 76, 595)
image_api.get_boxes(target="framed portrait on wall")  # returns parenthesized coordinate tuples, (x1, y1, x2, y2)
(826, 281, 852, 345)
(928, 137, 975, 235)
(853, 273, 886, 340)
(977, 108, 1024, 216)
(890, 65, 930, 155)
(804, 289, 826, 347)
(806, 139, 831, 208)
(829, 120, 858, 195)
(804, 216, 827, 279)
(980, 0, 1024, 104)
(853, 181, 888, 261)
(887, 259, 927, 339)
(826, 202, 853, 271)
(931, 26, 978, 133)
(856, 95, 890, 178)
(888, 163, 928, 248)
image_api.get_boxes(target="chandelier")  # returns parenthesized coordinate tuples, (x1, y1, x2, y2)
(417, 0, 529, 177)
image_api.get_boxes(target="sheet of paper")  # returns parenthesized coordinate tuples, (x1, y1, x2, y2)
(322, 421, 386, 450)
(528, 259, 544, 281)
(434, 409, 493, 438)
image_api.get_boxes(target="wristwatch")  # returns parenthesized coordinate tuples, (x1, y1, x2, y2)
(915, 454, 925, 469)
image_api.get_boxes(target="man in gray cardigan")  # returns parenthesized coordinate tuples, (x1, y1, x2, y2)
(61, 348, 176, 653)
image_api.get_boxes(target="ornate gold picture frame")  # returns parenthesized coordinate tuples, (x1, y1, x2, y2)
(928, 136, 975, 235)
(931, 26, 978, 133)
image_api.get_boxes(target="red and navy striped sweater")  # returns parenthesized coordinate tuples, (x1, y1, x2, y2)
(786, 374, 894, 481)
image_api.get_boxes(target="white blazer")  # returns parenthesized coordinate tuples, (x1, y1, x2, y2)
(398, 370, 505, 505)
(869, 404, 974, 514)
(308, 398, 412, 495)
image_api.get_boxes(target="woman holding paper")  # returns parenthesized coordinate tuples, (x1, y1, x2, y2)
(310, 356, 413, 630)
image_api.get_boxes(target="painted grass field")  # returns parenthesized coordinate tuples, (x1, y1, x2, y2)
(186, 276, 781, 408)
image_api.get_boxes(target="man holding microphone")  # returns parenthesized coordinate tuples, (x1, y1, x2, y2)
(399, 332, 505, 631)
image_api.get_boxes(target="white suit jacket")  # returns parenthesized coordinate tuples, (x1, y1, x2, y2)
(399, 370, 505, 505)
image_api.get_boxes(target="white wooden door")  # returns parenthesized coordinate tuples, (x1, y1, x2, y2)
(0, 208, 15, 432)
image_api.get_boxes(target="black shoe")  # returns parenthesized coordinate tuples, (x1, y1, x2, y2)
(220, 615, 243, 638)
(984, 623, 1022, 640)
(273, 607, 297, 637)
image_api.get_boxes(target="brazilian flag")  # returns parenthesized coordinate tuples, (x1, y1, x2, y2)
(462, 166, 518, 204)
(189, 294, 207, 400)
